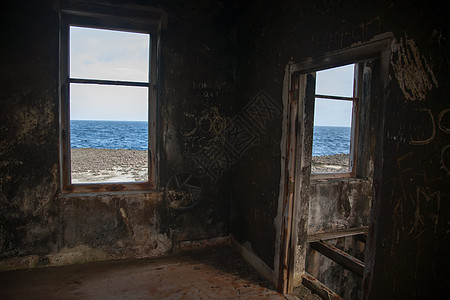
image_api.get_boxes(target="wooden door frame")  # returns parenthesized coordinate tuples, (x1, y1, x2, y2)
(277, 33, 393, 294)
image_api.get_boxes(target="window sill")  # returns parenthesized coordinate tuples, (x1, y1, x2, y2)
(310, 173, 369, 183)
(311, 172, 353, 180)
(61, 181, 157, 195)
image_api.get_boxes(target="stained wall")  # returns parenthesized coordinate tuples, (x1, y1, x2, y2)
(0, 0, 238, 269)
(0, 0, 448, 298)
(231, 0, 449, 298)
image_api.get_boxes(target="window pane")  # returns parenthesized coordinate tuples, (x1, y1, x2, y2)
(312, 98, 353, 174)
(70, 26, 149, 82)
(315, 64, 354, 97)
(70, 83, 148, 183)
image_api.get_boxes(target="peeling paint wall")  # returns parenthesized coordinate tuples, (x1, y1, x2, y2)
(307, 179, 372, 235)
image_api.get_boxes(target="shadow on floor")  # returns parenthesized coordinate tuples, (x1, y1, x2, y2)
(0, 246, 285, 300)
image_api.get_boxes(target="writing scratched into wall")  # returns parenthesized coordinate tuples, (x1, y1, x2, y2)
(182, 106, 230, 163)
(404, 107, 450, 174)
(192, 90, 282, 182)
(309, 17, 382, 53)
(192, 81, 229, 99)
(391, 36, 438, 101)
(392, 153, 445, 249)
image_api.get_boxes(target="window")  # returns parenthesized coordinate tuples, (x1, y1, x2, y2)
(312, 64, 357, 176)
(60, 4, 163, 193)
(288, 52, 381, 180)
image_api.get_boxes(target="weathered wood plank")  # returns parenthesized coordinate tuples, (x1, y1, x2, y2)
(310, 240, 365, 276)
(302, 273, 343, 300)
(306, 227, 368, 243)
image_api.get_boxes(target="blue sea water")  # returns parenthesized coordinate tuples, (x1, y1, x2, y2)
(70, 120, 148, 151)
(71, 121, 350, 156)
(312, 126, 351, 156)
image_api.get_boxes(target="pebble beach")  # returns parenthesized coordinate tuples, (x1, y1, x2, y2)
(71, 148, 148, 183)
(71, 148, 349, 183)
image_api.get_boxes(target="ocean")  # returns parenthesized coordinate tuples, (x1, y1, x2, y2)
(70, 121, 351, 156)
(312, 126, 351, 156)
(70, 120, 148, 151)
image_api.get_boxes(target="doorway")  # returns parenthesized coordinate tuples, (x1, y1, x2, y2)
(277, 34, 392, 298)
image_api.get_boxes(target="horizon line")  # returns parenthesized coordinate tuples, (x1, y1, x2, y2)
(71, 119, 349, 127)
(71, 119, 148, 122)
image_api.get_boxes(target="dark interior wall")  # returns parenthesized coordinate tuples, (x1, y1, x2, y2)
(229, 1, 286, 271)
(157, 0, 238, 245)
(0, 0, 448, 297)
(1, 0, 61, 262)
(231, 0, 449, 297)
(363, 3, 450, 298)
(0, 0, 238, 268)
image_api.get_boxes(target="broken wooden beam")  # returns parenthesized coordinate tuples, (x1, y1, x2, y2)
(306, 227, 368, 243)
(302, 272, 343, 300)
(310, 240, 365, 276)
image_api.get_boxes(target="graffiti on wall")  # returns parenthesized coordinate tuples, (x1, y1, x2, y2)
(391, 105, 449, 248)
(392, 152, 444, 251)
(192, 90, 282, 182)
(309, 17, 382, 54)
(403, 107, 450, 174)
(192, 80, 229, 99)
(165, 173, 203, 210)
(391, 37, 438, 101)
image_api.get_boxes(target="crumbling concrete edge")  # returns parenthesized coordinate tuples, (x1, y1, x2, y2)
(0, 236, 232, 272)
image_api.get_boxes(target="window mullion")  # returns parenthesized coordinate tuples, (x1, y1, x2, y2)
(69, 78, 149, 87)
(314, 94, 357, 101)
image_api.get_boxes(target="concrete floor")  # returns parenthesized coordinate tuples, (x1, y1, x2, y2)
(0, 246, 294, 300)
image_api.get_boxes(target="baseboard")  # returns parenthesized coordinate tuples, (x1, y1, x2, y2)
(231, 236, 277, 286)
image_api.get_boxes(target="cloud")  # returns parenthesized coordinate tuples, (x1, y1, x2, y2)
(314, 98, 353, 127)
(69, 26, 150, 121)
(70, 26, 149, 82)
(70, 84, 148, 121)
(315, 64, 354, 97)
(314, 64, 354, 127)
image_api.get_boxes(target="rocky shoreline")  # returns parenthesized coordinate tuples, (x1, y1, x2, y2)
(312, 153, 349, 173)
(71, 148, 148, 183)
(71, 148, 349, 183)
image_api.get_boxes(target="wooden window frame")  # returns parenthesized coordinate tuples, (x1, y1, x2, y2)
(59, 3, 164, 194)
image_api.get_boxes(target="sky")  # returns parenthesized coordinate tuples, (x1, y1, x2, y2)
(70, 26, 149, 121)
(69, 26, 354, 126)
(314, 64, 355, 127)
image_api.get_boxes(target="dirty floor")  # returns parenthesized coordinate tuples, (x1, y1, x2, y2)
(0, 246, 315, 300)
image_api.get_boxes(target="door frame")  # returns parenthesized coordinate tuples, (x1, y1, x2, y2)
(277, 33, 393, 294)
